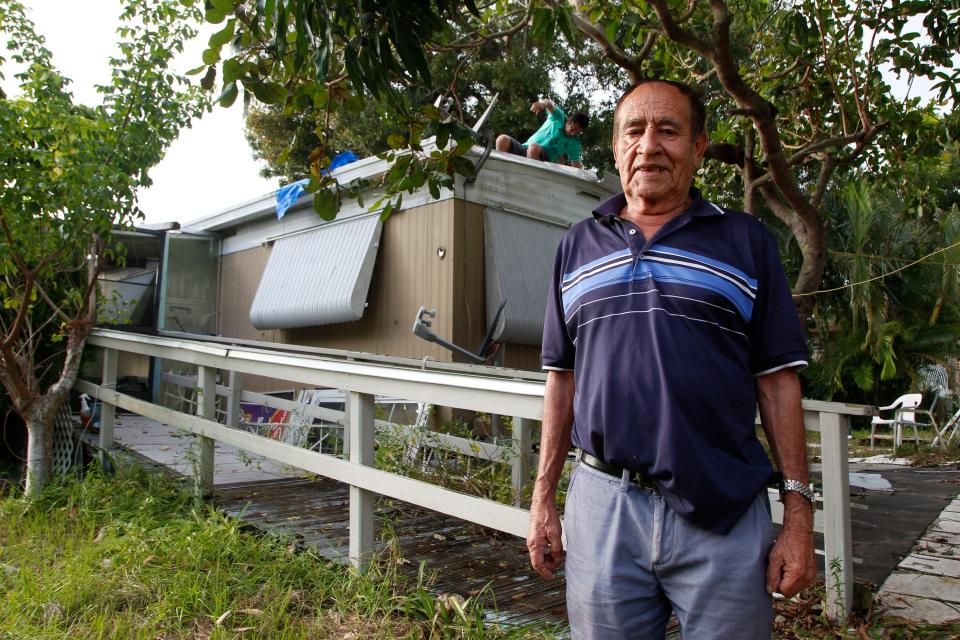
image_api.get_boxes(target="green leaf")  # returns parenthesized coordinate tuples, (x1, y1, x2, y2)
(200, 66, 217, 92)
(344, 48, 365, 94)
(531, 8, 556, 44)
(314, 43, 330, 83)
(387, 134, 406, 150)
(313, 188, 339, 221)
(202, 47, 221, 65)
(555, 6, 577, 45)
(249, 81, 286, 105)
(218, 82, 239, 107)
(222, 58, 242, 83)
(450, 156, 476, 178)
(208, 19, 236, 49)
(604, 20, 618, 46)
(205, 8, 228, 24)
(379, 200, 394, 221)
(436, 123, 451, 150)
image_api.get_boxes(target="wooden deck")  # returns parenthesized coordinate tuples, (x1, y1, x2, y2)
(95, 414, 569, 627)
(91, 414, 960, 628)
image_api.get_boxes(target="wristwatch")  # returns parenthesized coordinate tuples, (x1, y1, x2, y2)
(780, 478, 816, 504)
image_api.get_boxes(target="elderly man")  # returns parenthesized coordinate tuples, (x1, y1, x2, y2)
(496, 99, 589, 168)
(528, 79, 817, 639)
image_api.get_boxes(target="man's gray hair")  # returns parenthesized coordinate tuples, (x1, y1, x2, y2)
(613, 79, 707, 137)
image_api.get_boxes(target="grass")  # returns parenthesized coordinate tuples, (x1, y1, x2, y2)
(0, 465, 561, 640)
(3, 464, 960, 639)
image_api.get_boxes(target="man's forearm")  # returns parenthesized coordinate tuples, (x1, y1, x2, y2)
(758, 367, 817, 596)
(532, 370, 575, 504)
(756, 368, 811, 529)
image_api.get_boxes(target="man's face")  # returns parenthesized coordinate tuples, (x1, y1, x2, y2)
(564, 120, 583, 137)
(612, 83, 708, 208)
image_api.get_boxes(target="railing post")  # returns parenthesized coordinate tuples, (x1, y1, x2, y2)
(819, 410, 853, 623)
(511, 417, 531, 507)
(194, 366, 216, 498)
(349, 391, 375, 570)
(98, 348, 118, 470)
(226, 370, 243, 429)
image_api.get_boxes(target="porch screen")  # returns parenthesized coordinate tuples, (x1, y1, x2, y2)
(249, 214, 383, 329)
(484, 208, 567, 346)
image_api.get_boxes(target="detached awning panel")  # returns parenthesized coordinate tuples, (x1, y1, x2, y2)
(485, 208, 567, 345)
(250, 215, 382, 329)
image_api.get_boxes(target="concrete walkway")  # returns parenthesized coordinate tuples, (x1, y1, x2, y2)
(877, 493, 960, 624)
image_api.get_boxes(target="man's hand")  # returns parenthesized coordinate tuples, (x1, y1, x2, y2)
(527, 498, 564, 579)
(530, 99, 554, 114)
(766, 494, 817, 597)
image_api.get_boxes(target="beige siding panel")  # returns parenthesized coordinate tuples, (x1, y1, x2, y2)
(503, 344, 542, 371)
(117, 351, 150, 379)
(218, 246, 288, 391)
(285, 201, 457, 362)
(452, 200, 487, 362)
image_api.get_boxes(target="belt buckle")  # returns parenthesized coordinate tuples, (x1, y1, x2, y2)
(631, 472, 658, 492)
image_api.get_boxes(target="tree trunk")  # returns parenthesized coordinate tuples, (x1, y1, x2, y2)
(792, 216, 828, 316)
(24, 406, 56, 500)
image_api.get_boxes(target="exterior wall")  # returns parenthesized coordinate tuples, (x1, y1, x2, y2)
(118, 351, 151, 379)
(218, 245, 287, 391)
(450, 200, 486, 364)
(214, 198, 548, 393)
(451, 201, 544, 372)
(284, 200, 457, 361)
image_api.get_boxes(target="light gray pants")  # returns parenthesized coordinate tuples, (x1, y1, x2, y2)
(564, 464, 775, 640)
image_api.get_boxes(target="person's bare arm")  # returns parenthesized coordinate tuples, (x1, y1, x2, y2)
(527, 369, 575, 579)
(756, 367, 817, 597)
(530, 98, 555, 114)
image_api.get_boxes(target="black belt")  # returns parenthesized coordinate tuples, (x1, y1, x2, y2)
(577, 450, 659, 491)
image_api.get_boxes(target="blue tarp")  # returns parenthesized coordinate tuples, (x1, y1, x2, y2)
(275, 151, 359, 220)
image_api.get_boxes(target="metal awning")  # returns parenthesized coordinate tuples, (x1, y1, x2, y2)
(250, 214, 382, 330)
(484, 208, 567, 345)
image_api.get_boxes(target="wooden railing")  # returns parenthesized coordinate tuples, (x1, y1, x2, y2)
(76, 328, 875, 622)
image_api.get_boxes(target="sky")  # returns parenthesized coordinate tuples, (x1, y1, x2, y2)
(4, 1, 279, 226)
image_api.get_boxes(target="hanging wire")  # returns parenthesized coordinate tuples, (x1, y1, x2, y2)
(796, 238, 960, 296)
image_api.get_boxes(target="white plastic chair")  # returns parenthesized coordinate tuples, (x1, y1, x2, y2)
(934, 406, 960, 448)
(870, 393, 934, 453)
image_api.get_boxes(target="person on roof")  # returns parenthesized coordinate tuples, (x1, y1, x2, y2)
(495, 99, 589, 168)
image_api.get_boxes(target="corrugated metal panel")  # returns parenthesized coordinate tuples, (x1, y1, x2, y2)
(484, 208, 567, 346)
(249, 215, 382, 329)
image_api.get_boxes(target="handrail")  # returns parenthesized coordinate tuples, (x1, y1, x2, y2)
(80, 328, 864, 622)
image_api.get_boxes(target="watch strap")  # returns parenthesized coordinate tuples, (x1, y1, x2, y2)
(781, 478, 816, 504)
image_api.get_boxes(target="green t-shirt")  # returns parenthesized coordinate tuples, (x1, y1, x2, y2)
(523, 106, 582, 163)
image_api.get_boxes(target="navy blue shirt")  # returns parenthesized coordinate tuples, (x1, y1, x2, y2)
(542, 189, 808, 534)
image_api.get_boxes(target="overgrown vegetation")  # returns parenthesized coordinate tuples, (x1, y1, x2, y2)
(0, 465, 562, 639)
(2, 466, 959, 638)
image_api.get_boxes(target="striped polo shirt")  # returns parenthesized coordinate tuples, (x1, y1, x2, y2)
(542, 188, 808, 534)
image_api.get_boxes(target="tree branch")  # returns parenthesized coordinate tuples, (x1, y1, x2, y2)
(554, 1, 646, 79)
(649, 0, 712, 57)
(750, 124, 886, 188)
(428, 3, 531, 52)
(813, 155, 837, 210)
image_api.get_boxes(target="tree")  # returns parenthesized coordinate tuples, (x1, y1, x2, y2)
(244, 32, 619, 182)
(0, 0, 208, 498)
(199, 0, 958, 305)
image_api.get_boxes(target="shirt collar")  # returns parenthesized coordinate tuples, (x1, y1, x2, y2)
(591, 187, 724, 225)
